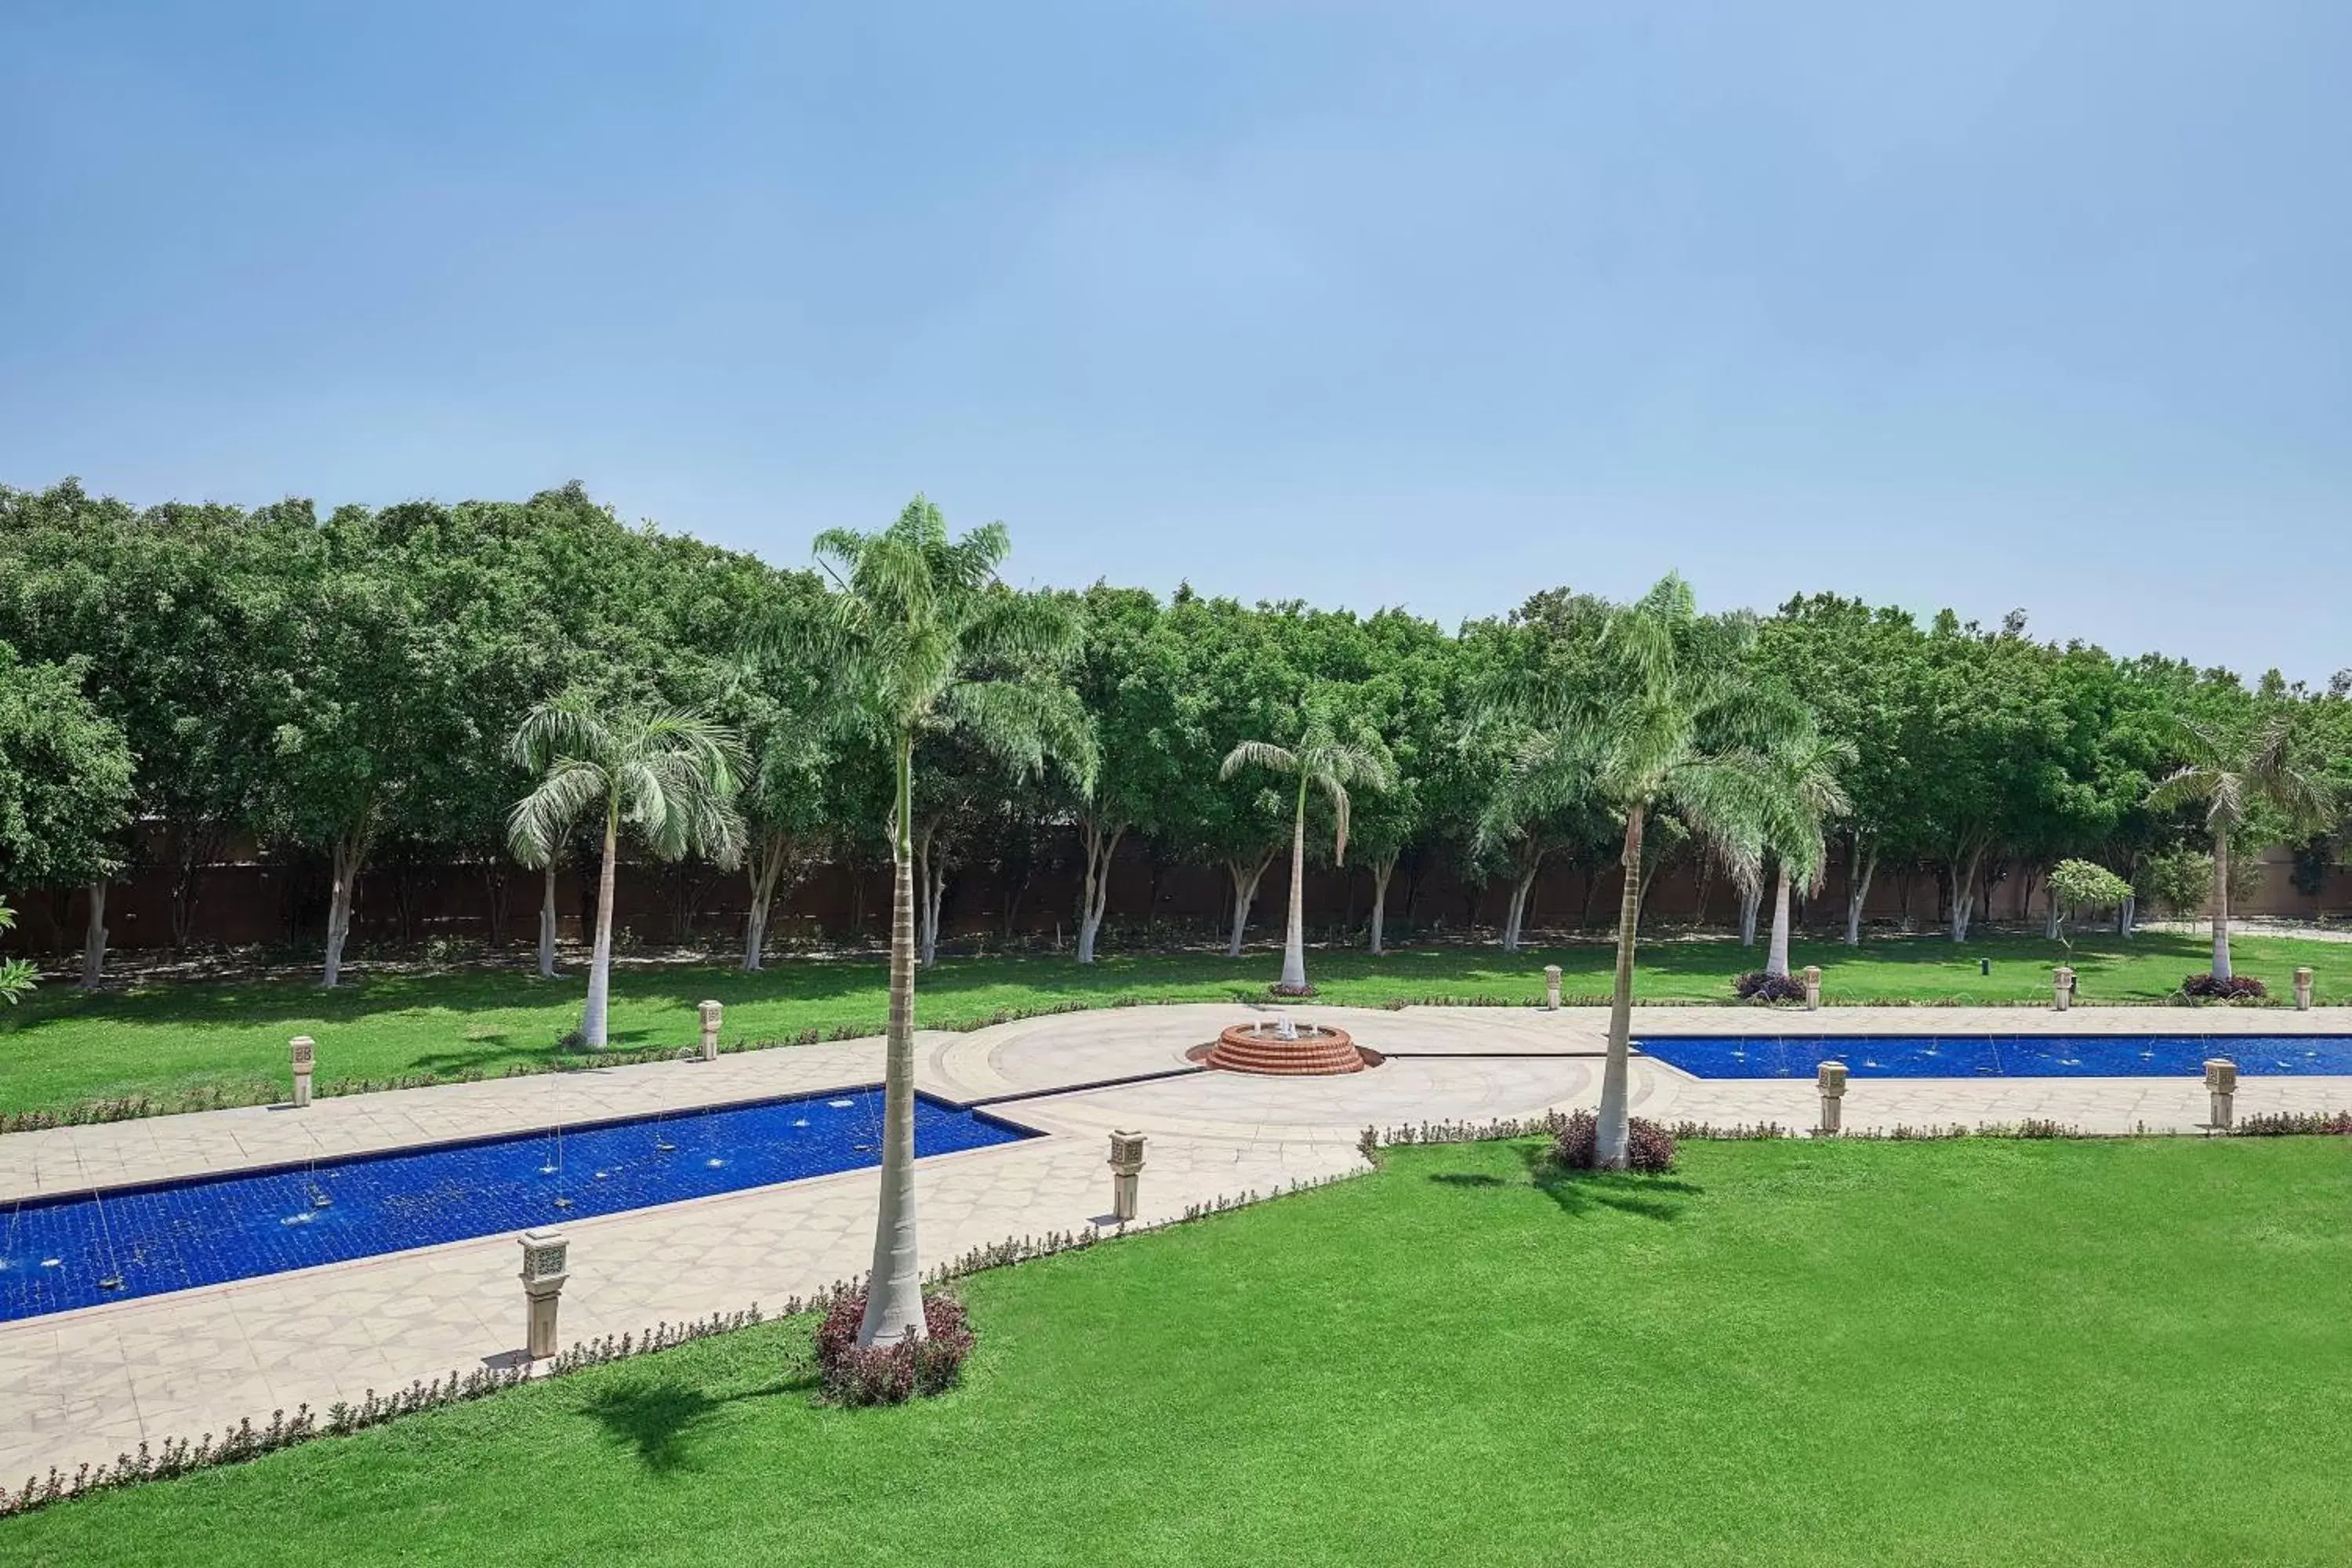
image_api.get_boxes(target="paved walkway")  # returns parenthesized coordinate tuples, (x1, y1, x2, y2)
(3, 1002, 2348, 1483)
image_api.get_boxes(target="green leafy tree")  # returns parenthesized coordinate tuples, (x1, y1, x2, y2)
(2146, 713, 2336, 981)
(2046, 858, 2130, 952)
(0, 641, 135, 983)
(1221, 693, 1392, 994)
(796, 497, 1094, 1350)
(0, 902, 34, 1004)
(507, 695, 747, 1047)
(1485, 575, 1795, 1167)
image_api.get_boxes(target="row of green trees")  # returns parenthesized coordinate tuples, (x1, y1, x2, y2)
(3, 478, 2350, 1001)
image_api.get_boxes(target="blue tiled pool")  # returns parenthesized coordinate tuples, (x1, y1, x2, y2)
(0, 1088, 1032, 1323)
(1637, 1033, 2352, 1080)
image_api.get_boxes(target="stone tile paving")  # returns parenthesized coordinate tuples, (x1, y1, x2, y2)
(3, 1001, 2349, 1486)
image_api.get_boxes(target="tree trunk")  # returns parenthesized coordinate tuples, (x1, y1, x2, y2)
(1947, 844, 1984, 942)
(1501, 862, 1539, 953)
(860, 732, 926, 1348)
(2210, 826, 2233, 981)
(1225, 851, 1271, 958)
(1765, 864, 1795, 978)
(1844, 844, 1877, 946)
(538, 862, 560, 978)
(1737, 882, 1762, 946)
(1277, 779, 1309, 993)
(1076, 817, 1123, 965)
(2117, 890, 2136, 938)
(80, 880, 108, 987)
(480, 859, 510, 948)
(582, 805, 619, 1047)
(2044, 877, 2063, 940)
(1367, 852, 1396, 955)
(1599, 804, 1646, 1171)
(321, 827, 371, 988)
(742, 833, 788, 972)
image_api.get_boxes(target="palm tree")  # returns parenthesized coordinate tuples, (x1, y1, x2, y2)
(507, 696, 746, 1048)
(2146, 713, 2333, 982)
(1485, 575, 1797, 1167)
(797, 497, 1095, 1349)
(1759, 728, 1856, 979)
(1222, 699, 1392, 995)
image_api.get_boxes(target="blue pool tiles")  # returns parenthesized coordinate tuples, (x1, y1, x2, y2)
(1635, 1033, 2352, 1081)
(0, 1088, 1031, 1323)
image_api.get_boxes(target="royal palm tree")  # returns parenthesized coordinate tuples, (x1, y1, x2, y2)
(507, 696, 746, 1048)
(1486, 575, 1798, 1167)
(2146, 713, 2334, 982)
(799, 497, 1095, 1349)
(1759, 728, 1856, 979)
(1222, 699, 1392, 996)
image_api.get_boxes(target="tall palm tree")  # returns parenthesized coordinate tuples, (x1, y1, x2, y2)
(1759, 728, 1856, 979)
(798, 497, 1095, 1349)
(1486, 575, 1797, 1167)
(507, 696, 746, 1048)
(2146, 713, 2333, 982)
(1222, 699, 1392, 995)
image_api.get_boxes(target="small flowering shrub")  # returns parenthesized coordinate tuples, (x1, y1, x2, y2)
(814, 1290, 976, 1406)
(2180, 974, 2267, 1001)
(1551, 1108, 1678, 1174)
(1733, 971, 1808, 1003)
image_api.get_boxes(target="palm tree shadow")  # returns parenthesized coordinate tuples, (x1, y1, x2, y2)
(1515, 1144, 1701, 1222)
(581, 1371, 812, 1475)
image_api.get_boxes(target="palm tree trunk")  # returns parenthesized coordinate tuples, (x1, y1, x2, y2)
(861, 732, 927, 1348)
(1598, 804, 1645, 1170)
(583, 804, 619, 1047)
(1367, 852, 1395, 955)
(537, 862, 560, 978)
(1277, 779, 1309, 993)
(2211, 826, 2233, 982)
(1765, 864, 1794, 978)
(80, 880, 107, 988)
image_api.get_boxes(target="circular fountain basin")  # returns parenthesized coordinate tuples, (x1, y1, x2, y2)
(1196, 1020, 1374, 1076)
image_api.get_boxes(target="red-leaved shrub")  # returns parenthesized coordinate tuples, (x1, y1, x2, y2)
(813, 1290, 975, 1406)
(2181, 974, 2267, 1000)
(1551, 1108, 1678, 1173)
(1733, 971, 1808, 1003)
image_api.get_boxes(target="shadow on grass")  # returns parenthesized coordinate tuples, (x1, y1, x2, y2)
(581, 1370, 814, 1475)
(1517, 1144, 1703, 1222)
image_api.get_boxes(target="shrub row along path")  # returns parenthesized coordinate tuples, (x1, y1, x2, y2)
(2, 1001, 2350, 1487)
(5, 929, 2347, 1118)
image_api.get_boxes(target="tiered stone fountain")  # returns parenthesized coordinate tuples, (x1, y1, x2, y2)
(1195, 1011, 1375, 1076)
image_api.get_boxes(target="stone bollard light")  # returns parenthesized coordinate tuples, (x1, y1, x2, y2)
(1543, 964, 1563, 1011)
(697, 999, 723, 1062)
(289, 1035, 316, 1109)
(1816, 1060, 1848, 1136)
(2203, 1059, 2238, 1132)
(1107, 1131, 1147, 1223)
(1803, 965, 1822, 1011)
(2294, 967, 2314, 1011)
(518, 1230, 570, 1360)
(2053, 966, 2076, 1011)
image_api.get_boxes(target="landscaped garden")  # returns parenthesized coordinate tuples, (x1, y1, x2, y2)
(4, 928, 2345, 1120)
(5, 1132, 2347, 1565)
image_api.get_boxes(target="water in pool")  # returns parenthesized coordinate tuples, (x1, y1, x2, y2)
(1636, 1033, 2352, 1080)
(0, 1088, 1031, 1323)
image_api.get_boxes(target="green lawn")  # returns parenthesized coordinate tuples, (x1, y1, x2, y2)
(5, 1135, 2348, 1565)
(2, 931, 2346, 1118)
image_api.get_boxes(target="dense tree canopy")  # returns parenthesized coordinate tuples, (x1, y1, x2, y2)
(1, 477, 2345, 982)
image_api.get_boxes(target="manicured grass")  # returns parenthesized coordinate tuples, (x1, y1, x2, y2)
(2, 931, 2347, 1117)
(5, 1135, 2349, 1565)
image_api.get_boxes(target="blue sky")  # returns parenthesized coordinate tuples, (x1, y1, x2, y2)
(5, 2, 2347, 681)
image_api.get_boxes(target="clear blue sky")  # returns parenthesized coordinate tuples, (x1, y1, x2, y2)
(5, 2, 2347, 681)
